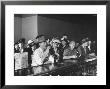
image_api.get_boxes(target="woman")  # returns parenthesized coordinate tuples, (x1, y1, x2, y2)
(49, 38, 63, 63)
(63, 41, 79, 60)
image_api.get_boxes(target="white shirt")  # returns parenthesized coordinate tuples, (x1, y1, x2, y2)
(31, 47, 45, 66)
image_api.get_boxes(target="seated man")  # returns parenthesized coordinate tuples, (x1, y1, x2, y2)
(31, 35, 51, 66)
(63, 41, 78, 60)
(31, 35, 51, 75)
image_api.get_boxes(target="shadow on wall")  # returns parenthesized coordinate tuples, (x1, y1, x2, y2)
(38, 14, 97, 42)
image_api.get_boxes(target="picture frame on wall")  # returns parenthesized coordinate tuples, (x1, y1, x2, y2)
(1, 0, 109, 88)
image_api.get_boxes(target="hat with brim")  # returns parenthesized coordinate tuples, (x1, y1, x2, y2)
(37, 35, 46, 43)
(27, 40, 34, 45)
(53, 39, 61, 43)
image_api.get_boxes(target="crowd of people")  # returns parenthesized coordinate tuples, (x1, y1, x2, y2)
(14, 34, 97, 69)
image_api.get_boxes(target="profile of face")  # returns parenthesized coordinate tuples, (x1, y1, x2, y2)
(39, 41, 47, 50)
(69, 41, 75, 49)
(18, 43, 24, 49)
(53, 42, 59, 48)
(62, 40, 66, 47)
(31, 45, 36, 51)
(15, 44, 19, 50)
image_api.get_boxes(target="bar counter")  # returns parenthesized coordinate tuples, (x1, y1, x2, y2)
(14, 57, 97, 76)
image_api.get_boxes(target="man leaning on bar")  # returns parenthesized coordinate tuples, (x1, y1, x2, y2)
(31, 35, 51, 75)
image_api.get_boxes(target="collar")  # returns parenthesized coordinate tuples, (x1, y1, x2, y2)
(38, 47, 44, 53)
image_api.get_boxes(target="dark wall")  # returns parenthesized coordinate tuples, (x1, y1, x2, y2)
(38, 14, 97, 42)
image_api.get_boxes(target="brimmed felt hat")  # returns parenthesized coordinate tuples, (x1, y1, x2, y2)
(37, 35, 46, 43)
(53, 39, 61, 43)
(27, 40, 34, 45)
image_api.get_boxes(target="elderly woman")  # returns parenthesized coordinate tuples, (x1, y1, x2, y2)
(63, 41, 79, 60)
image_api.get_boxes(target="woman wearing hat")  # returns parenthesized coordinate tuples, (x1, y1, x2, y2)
(49, 38, 64, 64)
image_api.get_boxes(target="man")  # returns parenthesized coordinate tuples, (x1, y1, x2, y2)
(25, 40, 34, 68)
(76, 38, 92, 60)
(31, 35, 51, 75)
(81, 38, 91, 55)
(14, 43, 20, 53)
(31, 35, 51, 66)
